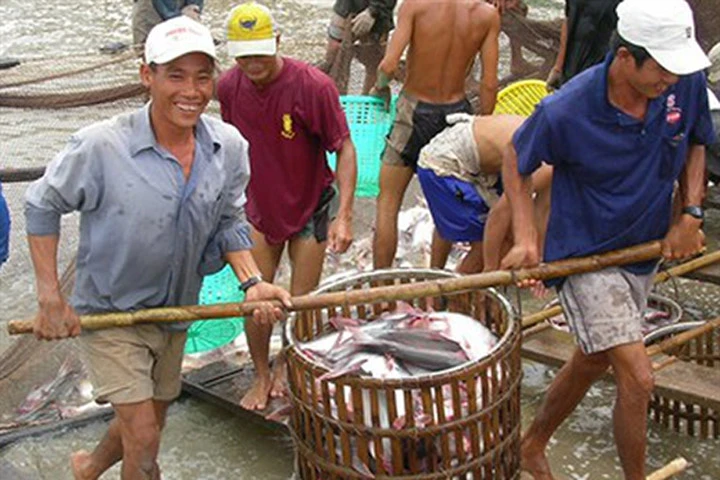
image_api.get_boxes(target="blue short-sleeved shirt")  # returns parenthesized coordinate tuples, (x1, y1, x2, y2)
(0, 182, 9, 266)
(513, 53, 716, 278)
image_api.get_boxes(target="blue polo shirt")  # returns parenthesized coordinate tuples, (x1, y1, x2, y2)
(514, 53, 716, 278)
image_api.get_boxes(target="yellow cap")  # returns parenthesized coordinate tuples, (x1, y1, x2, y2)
(226, 2, 277, 58)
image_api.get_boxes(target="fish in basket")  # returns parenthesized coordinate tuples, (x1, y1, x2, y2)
(295, 303, 503, 476)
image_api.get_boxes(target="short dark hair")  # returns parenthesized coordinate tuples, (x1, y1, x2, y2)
(609, 30, 652, 67)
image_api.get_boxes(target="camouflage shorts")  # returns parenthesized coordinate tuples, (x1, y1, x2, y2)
(558, 266, 656, 354)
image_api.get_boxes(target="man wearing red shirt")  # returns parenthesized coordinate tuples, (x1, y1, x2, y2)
(218, 2, 357, 411)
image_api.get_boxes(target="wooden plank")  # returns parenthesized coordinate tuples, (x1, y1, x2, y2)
(521, 328, 720, 412)
(181, 360, 288, 430)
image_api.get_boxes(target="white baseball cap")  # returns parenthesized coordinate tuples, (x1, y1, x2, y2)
(709, 43, 720, 84)
(144, 16, 217, 65)
(616, 0, 710, 75)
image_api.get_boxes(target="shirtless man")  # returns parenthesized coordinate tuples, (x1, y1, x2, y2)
(417, 114, 551, 273)
(372, 0, 500, 269)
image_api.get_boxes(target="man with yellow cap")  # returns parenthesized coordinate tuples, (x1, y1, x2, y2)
(501, 0, 715, 478)
(218, 2, 358, 411)
(25, 16, 291, 478)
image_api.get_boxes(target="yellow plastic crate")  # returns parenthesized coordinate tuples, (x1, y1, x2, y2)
(493, 79, 549, 117)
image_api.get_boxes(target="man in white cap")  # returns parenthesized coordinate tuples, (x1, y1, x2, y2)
(217, 2, 357, 411)
(500, 0, 716, 478)
(25, 16, 290, 479)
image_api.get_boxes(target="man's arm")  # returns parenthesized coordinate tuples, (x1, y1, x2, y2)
(328, 137, 357, 253)
(478, 9, 501, 115)
(499, 143, 539, 270)
(547, 18, 568, 89)
(376, 0, 415, 84)
(482, 194, 513, 271)
(24, 134, 102, 339)
(27, 234, 80, 339)
(224, 250, 291, 325)
(210, 134, 291, 324)
(662, 144, 705, 260)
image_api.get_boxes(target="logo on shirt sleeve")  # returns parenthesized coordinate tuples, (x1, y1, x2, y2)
(281, 113, 296, 139)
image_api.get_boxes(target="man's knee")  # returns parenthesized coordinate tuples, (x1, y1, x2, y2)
(617, 365, 655, 402)
(121, 421, 160, 458)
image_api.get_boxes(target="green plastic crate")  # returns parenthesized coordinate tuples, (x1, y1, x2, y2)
(185, 265, 245, 354)
(328, 95, 397, 197)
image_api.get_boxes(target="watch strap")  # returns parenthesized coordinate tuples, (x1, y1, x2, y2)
(239, 275, 262, 293)
(681, 205, 704, 220)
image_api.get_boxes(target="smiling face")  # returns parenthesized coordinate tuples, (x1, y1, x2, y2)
(616, 48, 680, 99)
(140, 52, 215, 133)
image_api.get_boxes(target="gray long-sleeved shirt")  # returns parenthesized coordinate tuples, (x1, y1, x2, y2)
(25, 105, 252, 328)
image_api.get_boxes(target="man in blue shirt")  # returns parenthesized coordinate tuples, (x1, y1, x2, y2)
(0, 182, 9, 268)
(132, 0, 204, 47)
(25, 17, 290, 479)
(500, 0, 715, 478)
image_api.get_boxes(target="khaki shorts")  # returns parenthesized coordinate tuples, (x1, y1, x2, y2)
(558, 267, 655, 354)
(79, 324, 187, 404)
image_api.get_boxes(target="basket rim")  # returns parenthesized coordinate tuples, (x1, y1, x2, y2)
(284, 268, 519, 383)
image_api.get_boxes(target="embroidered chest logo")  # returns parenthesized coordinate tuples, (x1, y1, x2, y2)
(665, 94, 682, 125)
(281, 114, 296, 139)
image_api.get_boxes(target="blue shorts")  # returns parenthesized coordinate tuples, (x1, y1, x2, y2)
(417, 167, 500, 243)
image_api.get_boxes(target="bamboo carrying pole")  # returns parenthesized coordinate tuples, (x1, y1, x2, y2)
(521, 249, 720, 330)
(646, 457, 688, 480)
(4, 240, 668, 336)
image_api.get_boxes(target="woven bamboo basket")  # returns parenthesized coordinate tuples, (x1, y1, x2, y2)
(285, 269, 522, 479)
(645, 321, 720, 438)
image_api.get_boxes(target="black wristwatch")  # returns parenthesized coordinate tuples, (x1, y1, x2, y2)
(239, 275, 262, 293)
(681, 205, 704, 221)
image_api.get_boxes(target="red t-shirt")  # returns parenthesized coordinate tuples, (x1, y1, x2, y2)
(217, 58, 350, 244)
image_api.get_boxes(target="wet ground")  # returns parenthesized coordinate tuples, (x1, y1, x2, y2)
(2, 0, 720, 478)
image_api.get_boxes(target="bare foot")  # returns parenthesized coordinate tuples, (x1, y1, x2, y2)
(270, 356, 287, 398)
(520, 446, 554, 480)
(70, 450, 94, 480)
(240, 375, 272, 410)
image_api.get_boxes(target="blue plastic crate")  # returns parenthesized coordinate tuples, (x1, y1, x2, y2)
(185, 265, 245, 354)
(328, 95, 397, 197)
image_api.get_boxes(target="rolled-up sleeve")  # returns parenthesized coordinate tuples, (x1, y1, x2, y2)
(25, 135, 102, 236)
(199, 133, 253, 274)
